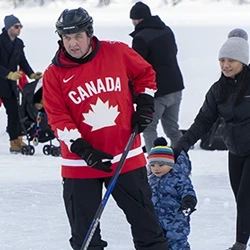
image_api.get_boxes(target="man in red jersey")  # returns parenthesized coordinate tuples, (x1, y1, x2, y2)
(43, 7, 169, 250)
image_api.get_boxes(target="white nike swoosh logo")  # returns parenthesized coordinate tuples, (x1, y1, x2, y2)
(63, 75, 75, 83)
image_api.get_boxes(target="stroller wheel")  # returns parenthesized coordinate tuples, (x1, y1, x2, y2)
(51, 146, 61, 157)
(43, 145, 52, 155)
(21, 145, 35, 156)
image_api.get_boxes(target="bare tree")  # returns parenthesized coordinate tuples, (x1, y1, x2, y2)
(12, 0, 25, 8)
(162, 0, 182, 6)
(5, 0, 250, 9)
(172, 0, 182, 5)
(98, 0, 111, 6)
(239, 0, 250, 4)
(36, 0, 45, 6)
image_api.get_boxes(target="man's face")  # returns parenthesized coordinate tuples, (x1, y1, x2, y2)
(132, 19, 142, 27)
(8, 23, 22, 38)
(62, 32, 91, 59)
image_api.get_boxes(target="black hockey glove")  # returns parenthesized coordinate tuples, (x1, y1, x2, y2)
(132, 93, 154, 134)
(70, 138, 114, 172)
(179, 195, 197, 216)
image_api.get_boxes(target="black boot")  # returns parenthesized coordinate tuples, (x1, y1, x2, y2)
(227, 242, 247, 250)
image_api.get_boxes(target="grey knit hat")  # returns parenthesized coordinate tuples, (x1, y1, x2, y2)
(4, 14, 21, 30)
(219, 28, 249, 65)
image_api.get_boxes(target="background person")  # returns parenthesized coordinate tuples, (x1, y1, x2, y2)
(174, 28, 250, 250)
(0, 14, 42, 153)
(129, 1, 184, 153)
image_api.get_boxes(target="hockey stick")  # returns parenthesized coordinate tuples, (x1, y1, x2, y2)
(80, 127, 138, 250)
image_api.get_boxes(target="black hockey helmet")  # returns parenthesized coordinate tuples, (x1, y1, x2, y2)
(56, 7, 93, 37)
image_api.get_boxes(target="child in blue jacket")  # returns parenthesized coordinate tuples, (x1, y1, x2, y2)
(148, 137, 197, 250)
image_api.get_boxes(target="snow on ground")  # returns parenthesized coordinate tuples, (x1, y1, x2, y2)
(0, 2, 249, 249)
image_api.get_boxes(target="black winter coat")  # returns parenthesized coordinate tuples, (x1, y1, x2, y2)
(0, 29, 34, 98)
(129, 16, 184, 97)
(182, 66, 250, 156)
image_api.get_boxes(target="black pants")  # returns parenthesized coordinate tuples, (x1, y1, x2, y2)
(63, 167, 168, 250)
(2, 93, 22, 140)
(229, 152, 250, 244)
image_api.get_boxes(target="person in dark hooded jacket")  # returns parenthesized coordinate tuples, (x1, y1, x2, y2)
(0, 14, 42, 153)
(174, 28, 250, 250)
(129, 1, 184, 154)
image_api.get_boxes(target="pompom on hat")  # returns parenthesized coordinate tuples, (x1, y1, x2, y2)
(147, 137, 175, 167)
(219, 28, 249, 65)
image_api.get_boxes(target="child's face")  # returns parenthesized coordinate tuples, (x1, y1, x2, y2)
(150, 163, 173, 177)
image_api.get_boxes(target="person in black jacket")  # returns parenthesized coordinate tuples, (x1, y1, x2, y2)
(174, 28, 250, 250)
(0, 14, 42, 153)
(129, 2, 184, 153)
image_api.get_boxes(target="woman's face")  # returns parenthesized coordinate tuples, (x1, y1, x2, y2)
(219, 58, 244, 78)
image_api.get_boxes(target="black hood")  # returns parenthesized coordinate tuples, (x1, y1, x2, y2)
(129, 15, 166, 37)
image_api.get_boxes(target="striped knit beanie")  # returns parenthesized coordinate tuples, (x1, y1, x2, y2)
(147, 137, 175, 167)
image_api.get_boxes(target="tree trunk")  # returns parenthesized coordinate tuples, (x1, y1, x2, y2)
(99, 0, 111, 6)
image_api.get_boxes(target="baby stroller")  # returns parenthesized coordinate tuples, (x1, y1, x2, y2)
(19, 78, 61, 156)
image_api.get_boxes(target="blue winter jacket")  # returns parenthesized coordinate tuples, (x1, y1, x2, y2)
(148, 151, 196, 249)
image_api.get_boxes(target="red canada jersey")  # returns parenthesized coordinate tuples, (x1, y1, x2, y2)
(43, 37, 156, 179)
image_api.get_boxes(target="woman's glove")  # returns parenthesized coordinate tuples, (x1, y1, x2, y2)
(173, 139, 191, 160)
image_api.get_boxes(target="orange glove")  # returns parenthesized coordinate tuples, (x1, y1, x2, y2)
(30, 72, 43, 80)
(6, 71, 23, 81)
